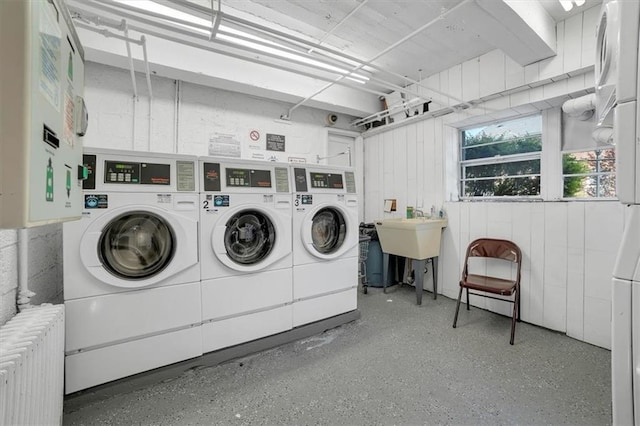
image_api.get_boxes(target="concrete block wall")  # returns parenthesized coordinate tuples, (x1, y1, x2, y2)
(0, 224, 64, 326)
(83, 62, 355, 163)
(0, 229, 18, 325)
(1, 60, 354, 326)
(25, 224, 64, 306)
(362, 5, 619, 349)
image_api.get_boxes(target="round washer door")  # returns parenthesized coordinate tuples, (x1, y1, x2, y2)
(98, 211, 175, 279)
(212, 206, 291, 272)
(301, 203, 357, 260)
(224, 210, 275, 264)
(310, 207, 346, 254)
(79, 205, 199, 289)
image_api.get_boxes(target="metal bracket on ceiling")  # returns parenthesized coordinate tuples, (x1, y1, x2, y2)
(209, 0, 221, 41)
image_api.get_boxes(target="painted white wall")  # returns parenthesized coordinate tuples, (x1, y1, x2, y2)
(362, 5, 617, 349)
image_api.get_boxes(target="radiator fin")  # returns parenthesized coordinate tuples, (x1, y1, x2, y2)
(0, 305, 65, 426)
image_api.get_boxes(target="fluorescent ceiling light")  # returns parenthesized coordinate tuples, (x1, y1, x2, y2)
(112, 0, 369, 83)
(558, 0, 573, 12)
(574, 0, 586, 5)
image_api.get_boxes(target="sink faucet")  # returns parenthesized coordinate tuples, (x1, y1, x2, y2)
(414, 209, 424, 217)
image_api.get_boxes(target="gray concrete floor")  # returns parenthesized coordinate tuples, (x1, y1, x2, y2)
(63, 286, 612, 425)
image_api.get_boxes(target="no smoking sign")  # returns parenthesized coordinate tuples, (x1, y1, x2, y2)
(249, 130, 260, 141)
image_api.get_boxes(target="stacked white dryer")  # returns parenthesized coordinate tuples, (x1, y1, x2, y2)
(291, 164, 359, 326)
(63, 148, 202, 394)
(199, 157, 293, 352)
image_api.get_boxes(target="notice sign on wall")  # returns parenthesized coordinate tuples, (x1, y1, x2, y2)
(266, 133, 285, 152)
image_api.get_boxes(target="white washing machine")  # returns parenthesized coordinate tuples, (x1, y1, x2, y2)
(63, 148, 202, 394)
(596, 1, 640, 424)
(291, 164, 359, 327)
(199, 157, 293, 353)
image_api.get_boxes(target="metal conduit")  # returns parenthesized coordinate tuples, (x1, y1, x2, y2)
(284, 0, 473, 119)
(123, 20, 138, 98)
(85, 0, 446, 103)
(74, 20, 144, 45)
(71, 4, 391, 98)
(77, 1, 379, 89)
(75, 0, 469, 118)
(308, 0, 369, 54)
(124, 0, 427, 89)
(209, 0, 221, 40)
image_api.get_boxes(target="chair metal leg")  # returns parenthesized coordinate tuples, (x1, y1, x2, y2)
(465, 287, 470, 310)
(517, 286, 521, 322)
(453, 286, 464, 328)
(510, 289, 518, 345)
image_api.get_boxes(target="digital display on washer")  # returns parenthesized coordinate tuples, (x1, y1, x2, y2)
(104, 161, 170, 185)
(104, 161, 140, 184)
(226, 168, 272, 188)
(310, 172, 343, 189)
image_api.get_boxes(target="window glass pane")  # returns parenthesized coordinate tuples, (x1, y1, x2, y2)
(562, 149, 616, 198)
(460, 114, 542, 198)
(462, 115, 542, 158)
(462, 137, 542, 160)
(462, 176, 540, 197)
(464, 159, 540, 179)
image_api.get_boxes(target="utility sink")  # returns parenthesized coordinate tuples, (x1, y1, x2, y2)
(375, 218, 448, 260)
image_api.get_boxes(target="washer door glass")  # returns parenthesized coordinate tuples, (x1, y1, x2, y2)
(99, 211, 175, 279)
(311, 207, 346, 254)
(224, 210, 275, 265)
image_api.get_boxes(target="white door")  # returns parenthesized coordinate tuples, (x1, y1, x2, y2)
(327, 132, 355, 167)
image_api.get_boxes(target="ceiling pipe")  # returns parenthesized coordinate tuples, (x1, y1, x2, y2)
(123, 19, 138, 99)
(210, 4, 457, 100)
(76, 2, 378, 86)
(141, 35, 153, 151)
(74, 0, 466, 117)
(86, 0, 446, 103)
(156, 0, 439, 91)
(70, 4, 391, 97)
(17, 229, 34, 312)
(74, 20, 145, 45)
(209, 0, 221, 41)
(308, 0, 369, 54)
(93, 0, 370, 77)
(282, 0, 473, 119)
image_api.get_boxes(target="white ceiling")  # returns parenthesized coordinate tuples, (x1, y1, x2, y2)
(68, 0, 602, 118)
(180, 0, 600, 83)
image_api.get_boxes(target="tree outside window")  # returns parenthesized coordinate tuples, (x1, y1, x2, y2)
(562, 148, 616, 198)
(460, 115, 542, 198)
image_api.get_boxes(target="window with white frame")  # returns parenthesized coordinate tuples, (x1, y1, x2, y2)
(562, 149, 616, 198)
(561, 112, 616, 199)
(459, 114, 542, 198)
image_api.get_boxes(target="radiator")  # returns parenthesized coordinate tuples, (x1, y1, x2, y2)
(0, 305, 65, 426)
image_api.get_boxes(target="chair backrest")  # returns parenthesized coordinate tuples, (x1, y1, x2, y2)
(463, 238, 522, 279)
